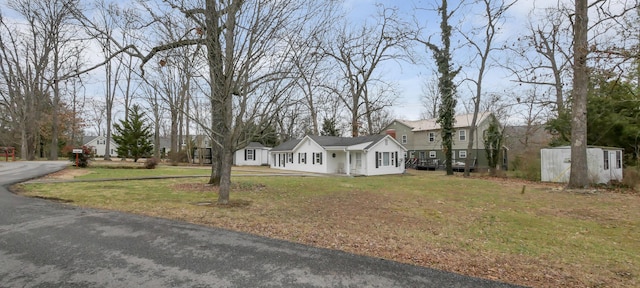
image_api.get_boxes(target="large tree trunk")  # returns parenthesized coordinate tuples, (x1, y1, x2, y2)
(568, 0, 589, 188)
(351, 94, 359, 137)
(217, 148, 233, 205)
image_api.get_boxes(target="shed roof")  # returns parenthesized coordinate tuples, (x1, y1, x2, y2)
(543, 145, 624, 150)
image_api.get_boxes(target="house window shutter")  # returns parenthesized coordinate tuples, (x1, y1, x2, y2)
(319, 153, 323, 164)
(375, 152, 379, 168)
(298, 153, 300, 164)
(312, 153, 315, 164)
(304, 153, 307, 164)
(253, 150, 256, 161)
(244, 149, 247, 161)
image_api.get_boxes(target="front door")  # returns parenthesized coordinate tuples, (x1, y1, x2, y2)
(350, 152, 362, 174)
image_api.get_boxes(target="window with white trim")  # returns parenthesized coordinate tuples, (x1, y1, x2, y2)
(401, 135, 407, 144)
(459, 150, 467, 158)
(616, 150, 622, 169)
(603, 151, 609, 170)
(246, 149, 254, 160)
(428, 132, 435, 142)
(459, 130, 466, 141)
(391, 152, 396, 166)
(429, 151, 436, 158)
(314, 152, 322, 164)
(383, 152, 390, 166)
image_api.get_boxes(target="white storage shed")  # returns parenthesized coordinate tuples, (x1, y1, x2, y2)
(540, 146, 623, 184)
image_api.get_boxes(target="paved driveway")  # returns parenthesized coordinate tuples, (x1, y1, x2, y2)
(0, 161, 523, 287)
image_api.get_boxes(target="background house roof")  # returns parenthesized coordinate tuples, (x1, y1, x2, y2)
(397, 112, 492, 132)
(82, 136, 98, 145)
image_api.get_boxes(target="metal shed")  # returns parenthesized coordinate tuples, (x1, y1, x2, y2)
(540, 146, 623, 184)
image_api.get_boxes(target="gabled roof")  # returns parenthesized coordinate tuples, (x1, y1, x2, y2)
(82, 136, 98, 145)
(394, 112, 492, 132)
(246, 141, 271, 149)
(271, 135, 391, 152)
(308, 135, 386, 149)
(270, 138, 301, 152)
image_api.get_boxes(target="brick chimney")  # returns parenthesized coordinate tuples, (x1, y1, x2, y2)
(385, 129, 396, 139)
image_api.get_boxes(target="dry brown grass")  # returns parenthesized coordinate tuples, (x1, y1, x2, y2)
(20, 168, 640, 288)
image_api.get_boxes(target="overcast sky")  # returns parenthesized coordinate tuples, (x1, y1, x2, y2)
(341, 0, 565, 121)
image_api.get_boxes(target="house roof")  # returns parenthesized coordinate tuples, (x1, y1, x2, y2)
(395, 112, 492, 132)
(270, 138, 302, 152)
(82, 136, 98, 145)
(271, 135, 390, 152)
(544, 145, 624, 150)
(246, 141, 270, 149)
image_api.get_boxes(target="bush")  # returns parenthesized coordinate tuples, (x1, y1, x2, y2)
(68, 146, 92, 168)
(144, 157, 158, 169)
(168, 151, 189, 165)
(510, 152, 541, 181)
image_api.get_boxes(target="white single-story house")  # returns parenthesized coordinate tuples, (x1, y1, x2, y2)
(270, 135, 406, 176)
(540, 146, 623, 184)
(83, 135, 119, 157)
(234, 142, 271, 166)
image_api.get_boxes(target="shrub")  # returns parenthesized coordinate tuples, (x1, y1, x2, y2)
(510, 152, 541, 181)
(144, 157, 158, 169)
(68, 146, 92, 168)
(168, 151, 189, 165)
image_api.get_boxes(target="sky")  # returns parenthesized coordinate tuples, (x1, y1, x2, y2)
(344, 0, 637, 122)
(340, 0, 561, 121)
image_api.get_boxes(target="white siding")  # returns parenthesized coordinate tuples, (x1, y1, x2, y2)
(270, 138, 327, 174)
(541, 147, 623, 184)
(270, 135, 405, 176)
(85, 136, 118, 157)
(234, 148, 271, 166)
(365, 137, 406, 176)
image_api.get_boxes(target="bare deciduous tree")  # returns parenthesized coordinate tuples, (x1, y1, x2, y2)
(420, 76, 440, 119)
(324, 6, 412, 137)
(460, 0, 516, 177)
(0, 0, 83, 160)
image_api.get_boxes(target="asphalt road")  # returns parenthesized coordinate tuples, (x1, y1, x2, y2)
(0, 161, 524, 288)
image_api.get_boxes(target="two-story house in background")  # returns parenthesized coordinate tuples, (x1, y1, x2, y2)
(382, 112, 505, 171)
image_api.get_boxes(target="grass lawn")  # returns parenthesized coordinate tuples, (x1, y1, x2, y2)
(18, 166, 640, 288)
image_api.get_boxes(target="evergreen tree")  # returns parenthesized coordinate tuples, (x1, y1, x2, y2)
(483, 116, 503, 176)
(320, 118, 340, 136)
(112, 105, 153, 162)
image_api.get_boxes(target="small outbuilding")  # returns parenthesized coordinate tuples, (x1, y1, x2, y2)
(234, 142, 271, 166)
(540, 146, 623, 184)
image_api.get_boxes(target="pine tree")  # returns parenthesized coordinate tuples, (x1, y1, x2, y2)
(112, 105, 153, 162)
(321, 118, 340, 136)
